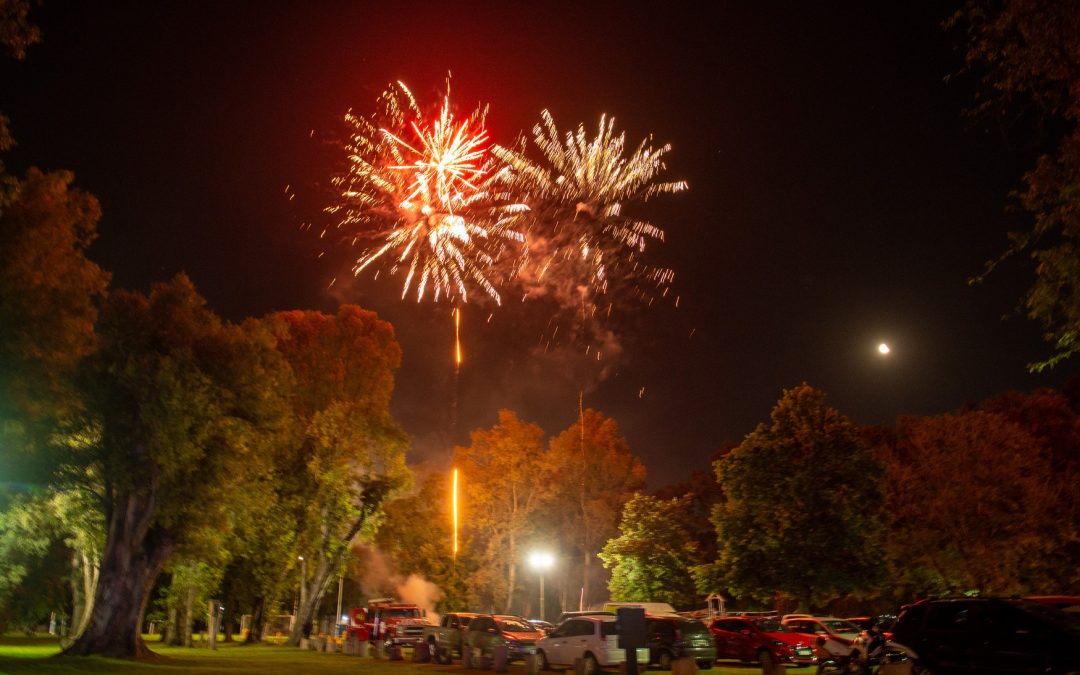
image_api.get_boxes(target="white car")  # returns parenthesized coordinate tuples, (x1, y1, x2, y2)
(536, 616, 649, 673)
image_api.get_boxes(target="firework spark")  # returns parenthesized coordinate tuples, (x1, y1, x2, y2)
(327, 82, 526, 304)
(492, 110, 686, 308)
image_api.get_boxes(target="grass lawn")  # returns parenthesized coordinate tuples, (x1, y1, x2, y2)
(0, 637, 818, 675)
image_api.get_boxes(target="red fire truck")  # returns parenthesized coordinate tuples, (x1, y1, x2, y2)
(347, 598, 430, 649)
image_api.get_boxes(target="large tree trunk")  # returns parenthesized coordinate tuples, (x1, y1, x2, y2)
(245, 596, 265, 644)
(286, 556, 335, 646)
(504, 532, 517, 614)
(67, 549, 99, 641)
(61, 492, 174, 659)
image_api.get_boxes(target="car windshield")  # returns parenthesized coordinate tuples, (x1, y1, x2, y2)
(1016, 602, 1080, 635)
(382, 609, 419, 618)
(679, 620, 709, 635)
(753, 619, 783, 632)
(822, 620, 860, 634)
(498, 618, 535, 632)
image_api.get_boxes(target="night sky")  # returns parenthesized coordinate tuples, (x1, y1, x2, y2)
(3, 1, 1074, 487)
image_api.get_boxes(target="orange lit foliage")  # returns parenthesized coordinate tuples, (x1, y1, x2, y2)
(548, 409, 646, 610)
(454, 409, 550, 613)
(879, 405, 1071, 596)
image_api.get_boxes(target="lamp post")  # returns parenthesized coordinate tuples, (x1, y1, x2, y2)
(528, 551, 554, 622)
(298, 556, 306, 615)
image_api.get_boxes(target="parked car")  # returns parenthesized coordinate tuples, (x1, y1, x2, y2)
(710, 616, 817, 668)
(781, 616, 862, 645)
(464, 615, 545, 663)
(1026, 596, 1080, 615)
(529, 619, 555, 634)
(423, 611, 477, 658)
(556, 610, 614, 623)
(645, 616, 716, 670)
(890, 596, 1080, 674)
(536, 615, 649, 674)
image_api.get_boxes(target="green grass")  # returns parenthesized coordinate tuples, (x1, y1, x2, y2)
(0, 638, 818, 675)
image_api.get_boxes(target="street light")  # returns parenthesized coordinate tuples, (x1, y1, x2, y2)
(528, 551, 554, 622)
(298, 556, 306, 616)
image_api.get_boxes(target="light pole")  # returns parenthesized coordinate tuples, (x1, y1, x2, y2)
(528, 551, 554, 622)
(298, 556, 306, 616)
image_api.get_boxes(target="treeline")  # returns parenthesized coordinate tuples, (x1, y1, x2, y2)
(372, 383, 1080, 619)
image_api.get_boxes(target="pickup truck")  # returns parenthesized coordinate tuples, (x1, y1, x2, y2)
(423, 612, 478, 659)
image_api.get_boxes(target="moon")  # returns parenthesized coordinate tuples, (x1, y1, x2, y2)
(878, 343, 891, 355)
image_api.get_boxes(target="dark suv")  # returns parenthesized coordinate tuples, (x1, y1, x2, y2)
(890, 597, 1080, 674)
(645, 616, 716, 670)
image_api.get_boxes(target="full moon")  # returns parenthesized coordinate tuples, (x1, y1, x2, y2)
(878, 343, 891, 355)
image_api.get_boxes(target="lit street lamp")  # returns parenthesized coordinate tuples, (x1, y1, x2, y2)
(528, 551, 554, 621)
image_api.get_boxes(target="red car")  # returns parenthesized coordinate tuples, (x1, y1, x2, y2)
(709, 616, 818, 668)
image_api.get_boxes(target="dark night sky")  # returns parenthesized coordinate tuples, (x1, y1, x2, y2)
(2, 1, 1074, 487)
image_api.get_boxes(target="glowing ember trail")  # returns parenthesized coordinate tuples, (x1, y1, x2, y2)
(452, 468, 459, 559)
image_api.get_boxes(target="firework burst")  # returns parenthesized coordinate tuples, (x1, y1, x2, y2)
(492, 110, 687, 308)
(327, 82, 526, 304)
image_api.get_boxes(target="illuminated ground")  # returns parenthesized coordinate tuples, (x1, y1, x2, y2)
(0, 637, 818, 674)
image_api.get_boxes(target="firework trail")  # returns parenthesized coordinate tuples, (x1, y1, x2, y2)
(326, 82, 527, 304)
(492, 110, 687, 311)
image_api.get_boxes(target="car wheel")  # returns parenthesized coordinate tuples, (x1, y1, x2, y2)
(538, 649, 551, 671)
(582, 652, 600, 675)
(910, 664, 934, 675)
(696, 660, 713, 671)
(659, 651, 673, 670)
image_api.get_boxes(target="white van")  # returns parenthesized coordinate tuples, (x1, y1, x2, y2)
(536, 616, 649, 673)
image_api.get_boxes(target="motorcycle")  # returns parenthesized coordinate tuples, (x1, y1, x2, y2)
(815, 630, 906, 675)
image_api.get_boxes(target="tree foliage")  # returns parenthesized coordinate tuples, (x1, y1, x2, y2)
(65, 275, 289, 658)
(712, 384, 884, 610)
(877, 401, 1078, 595)
(548, 408, 646, 609)
(599, 494, 701, 609)
(453, 409, 550, 612)
(954, 0, 1080, 368)
(264, 306, 410, 647)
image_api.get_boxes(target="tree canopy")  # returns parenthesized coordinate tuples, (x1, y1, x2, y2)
(713, 384, 884, 610)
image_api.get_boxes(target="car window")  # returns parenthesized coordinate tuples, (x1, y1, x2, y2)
(471, 617, 492, 632)
(600, 621, 617, 637)
(753, 619, 781, 632)
(679, 620, 709, 635)
(564, 620, 590, 637)
(822, 619, 861, 634)
(460, 616, 472, 627)
(925, 603, 980, 633)
(497, 618, 533, 632)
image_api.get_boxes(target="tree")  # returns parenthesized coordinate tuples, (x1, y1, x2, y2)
(375, 470, 475, 612)
(453, 409, 550, 613)
(878, 408, 1071, 595)
(599, 494, 701, 609)
(548, 408, 646, 610)
(63, 275, 289, 658)
(0, 169, 110, 478)
(953, 1, 1080, 368)
(265, 306, 410, 647)
(712, 384, 884, 610)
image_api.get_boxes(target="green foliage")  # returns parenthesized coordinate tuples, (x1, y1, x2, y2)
(264, 306, 410, 644)
(953, 0, 1080, 369)
(0, 169, 109, 480)
(599, 494, 701, 608)
(374, 471, 474, 611)
(712, 384, 884, 610)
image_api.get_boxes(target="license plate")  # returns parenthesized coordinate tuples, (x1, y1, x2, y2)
(794, 648, 812, 656)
